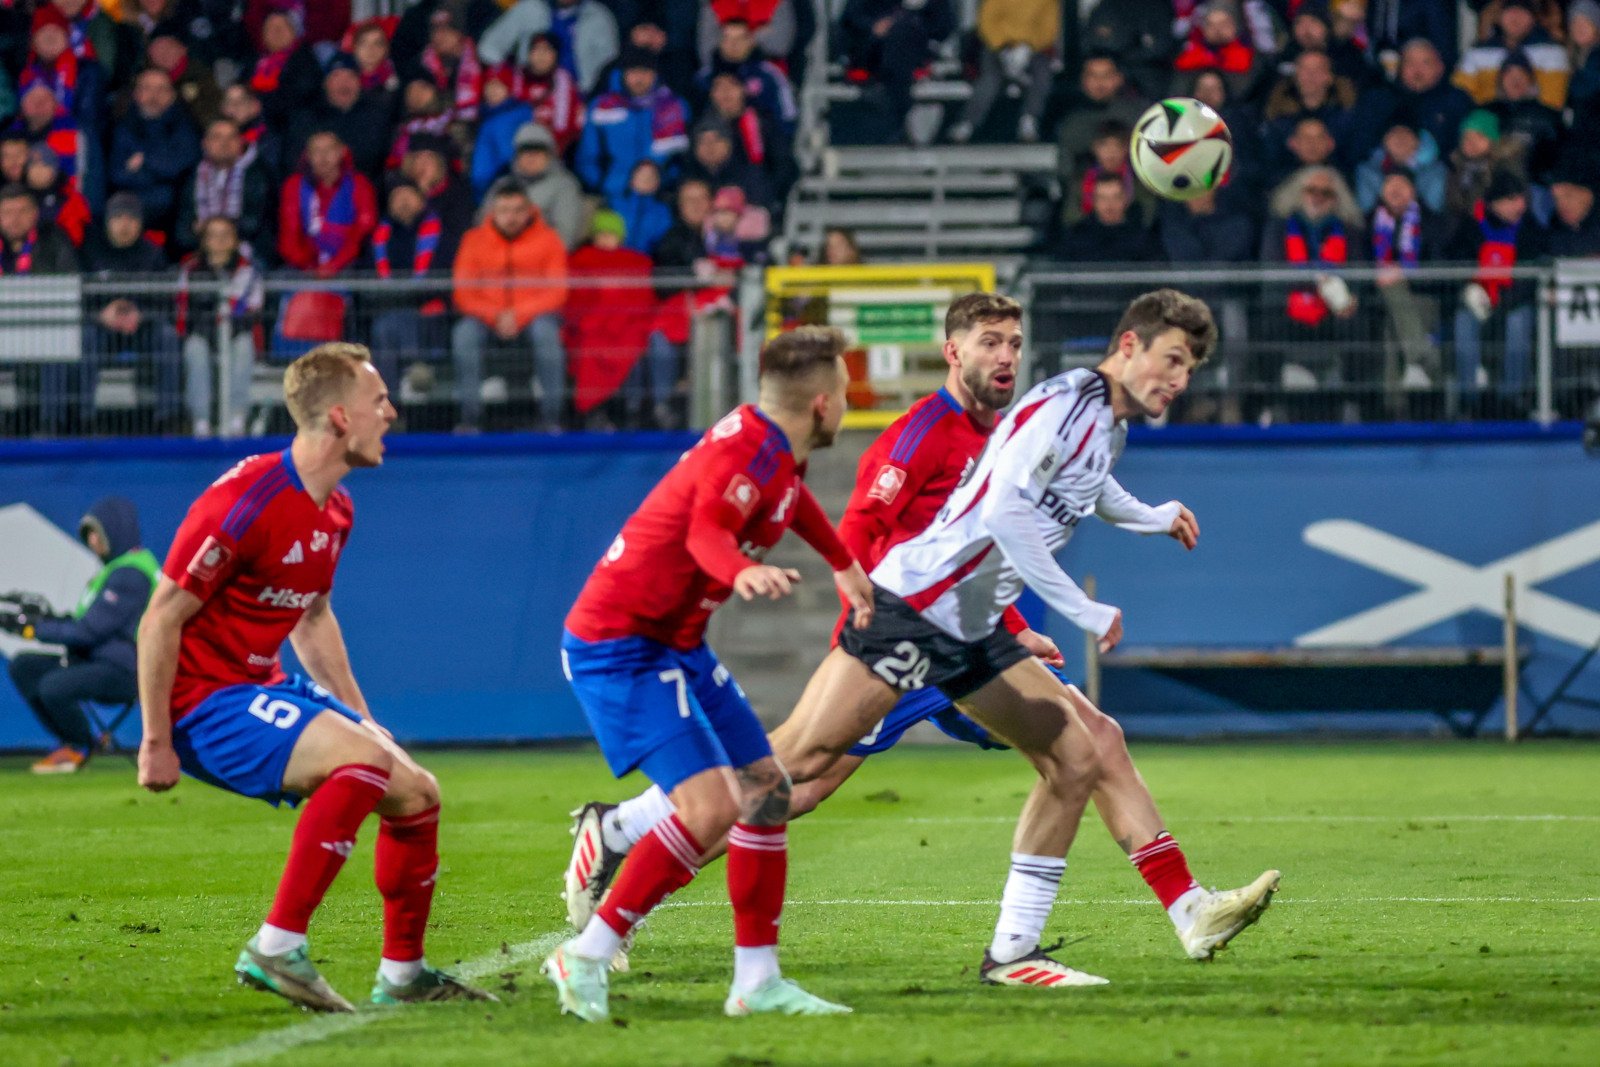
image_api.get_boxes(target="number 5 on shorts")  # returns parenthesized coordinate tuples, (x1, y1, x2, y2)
(247, 693, 302, 729)
(658, 668, 692, 717)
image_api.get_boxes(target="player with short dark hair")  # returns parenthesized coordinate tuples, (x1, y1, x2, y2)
(136, 341, 493, 1012)
(544, 325, 875, 1022)
(566, 291, 1277, 980)
(746, 289, 1274, 985)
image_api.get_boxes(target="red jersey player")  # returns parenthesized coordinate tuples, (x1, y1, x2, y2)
(545, 326, 874, 1023)
(136, 343, 493, 1012)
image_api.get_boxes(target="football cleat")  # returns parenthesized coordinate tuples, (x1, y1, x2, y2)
(564, 802, 626, 930)
(724, 976, 852, 1017)
(542, 941, 610, 1022)
(980, 941, 1109, 988)
(371, 964, 499, 1005)
(234, 937, 355, 1013)
(1180, 869, 1281, 961)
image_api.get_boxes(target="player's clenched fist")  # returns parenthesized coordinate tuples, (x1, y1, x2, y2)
(1097, 610, 1124, 655)
(832, 561, 875, 629)
(1017, 628, 1065, 667)
(138, 737, 181, 792)
(734, 564, 802, 601)
(1168, 504, 1199, 551)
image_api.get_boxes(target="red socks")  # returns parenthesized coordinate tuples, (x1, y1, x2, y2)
(375, 805, 440, 962)
(266, 764, 389, 933)
(1130, 832, 1200, 909)
(596, 814, 703, 936)
(727, 823, 786, 948)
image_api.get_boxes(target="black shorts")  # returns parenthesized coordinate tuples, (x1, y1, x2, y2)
(839, 584, 1032, 700)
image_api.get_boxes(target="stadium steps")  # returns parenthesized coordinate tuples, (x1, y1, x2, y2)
(785, 143, 1054, 263)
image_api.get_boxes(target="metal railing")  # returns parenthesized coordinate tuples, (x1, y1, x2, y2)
(0, 272, 743, 439)
(1019, 263, 1598, 427)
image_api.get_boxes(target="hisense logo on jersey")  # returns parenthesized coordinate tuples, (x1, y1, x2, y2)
(1037, 488, 1084, 529)
(257, 586, 319, 609)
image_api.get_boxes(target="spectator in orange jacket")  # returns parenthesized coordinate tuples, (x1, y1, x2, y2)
(450, 176, 569, 432)
(277, 129, 377, 277)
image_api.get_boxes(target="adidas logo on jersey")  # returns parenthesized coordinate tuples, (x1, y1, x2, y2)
(281, 541, 304, 564)
(258, 586, 319, 609)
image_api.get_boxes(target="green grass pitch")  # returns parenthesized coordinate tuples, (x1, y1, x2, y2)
(2, 742, 1597, 1067)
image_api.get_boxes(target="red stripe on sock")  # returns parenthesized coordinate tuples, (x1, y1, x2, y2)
(1131, 832, 1199, 909)
(266, 763, 389, 934)
(596, 814, 703, 937)
(728, 822, 786, 948)
(376, 803, 440, 962)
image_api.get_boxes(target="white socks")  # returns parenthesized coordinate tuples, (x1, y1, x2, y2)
(569, 915, 624, 961)
(989, 853, 1065, 964)
(732, 945, 780, 993)
(378, 957, 424, 985)
(255, 922, 306, 957)
(1167, 886, 1207, 935)
(605, 786, 675, 851)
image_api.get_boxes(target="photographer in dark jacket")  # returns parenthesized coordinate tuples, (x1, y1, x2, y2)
(3, 497, 158, 774)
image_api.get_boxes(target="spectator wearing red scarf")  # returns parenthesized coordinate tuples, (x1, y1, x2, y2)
(19, 6, 103, 204)
(704, 69, 796, 203)
(23, 143, 90, 246)
(277, 130, 376, 277)
(248, 10, 323, 131)
(1174, 2, 1266, 101)
(519, 32, 584, 154)
(1447, 168, 1548, 412)
(245, 0, 351, 51)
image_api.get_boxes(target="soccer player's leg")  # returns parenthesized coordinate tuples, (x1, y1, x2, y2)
(1056, 683, 1280, 960)
(170, 680, 391, 1012)
(687, 645, 850, 1017)
(548, 633, 746, 1020)
(768, 647, 902, 786)
(956, 655, 1110, 988)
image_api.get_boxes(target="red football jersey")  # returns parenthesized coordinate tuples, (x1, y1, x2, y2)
(161, 450, 354, 718)
(834, 387, 1026, 638)
(566, 404, 853, 650)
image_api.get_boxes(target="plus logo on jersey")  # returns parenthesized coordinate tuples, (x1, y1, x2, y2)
(1037, 488, 1085, 529)
(257, 586, 319, 609)
(868, 464, 907, 504)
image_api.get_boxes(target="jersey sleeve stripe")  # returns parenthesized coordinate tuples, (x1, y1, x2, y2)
(887, 401, 941, 464)
(748, 436, 782, 483)
(1001, 397, 1052, 443)
(221, 469, 291, 539)
(219, 467, 290, 538)
(903, 543, 994, 612)
(1053, 381, 1107, 440)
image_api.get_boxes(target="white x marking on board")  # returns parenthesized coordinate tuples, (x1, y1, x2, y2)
(1295, 519, 1600, 648)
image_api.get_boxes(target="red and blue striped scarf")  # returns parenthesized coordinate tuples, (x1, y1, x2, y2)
(67, 1, 99, 61)
(21, 51, 80, 116)
(0, 228, 37, 275)
(1473, 201, 1519, 307)
(372, 212, 439, 278)
(1371, 203, 1421, 268)
(1283, 214, 1347, 325)
(299, 171, 358, 265)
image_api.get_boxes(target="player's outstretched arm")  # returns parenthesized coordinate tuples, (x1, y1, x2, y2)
(1094, 476, 1197, 549)
(982, 485, 1123, 652)
(289, 596, 374, 721)
(136, 578, 204, 792)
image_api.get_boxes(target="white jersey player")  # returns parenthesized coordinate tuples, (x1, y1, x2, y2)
(873, 366, 1182, 650)
(754, 289, 1278, 986)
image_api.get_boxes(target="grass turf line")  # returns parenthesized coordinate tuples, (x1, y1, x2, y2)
(0, 743, 1597, 1067)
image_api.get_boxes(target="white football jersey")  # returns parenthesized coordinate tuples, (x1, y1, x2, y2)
(872, 369, 1178, 641)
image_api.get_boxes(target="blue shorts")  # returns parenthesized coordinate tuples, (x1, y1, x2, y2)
(847, 663, 1074, 757)
(561, 631, 771, 793)
(172, 675, 363, 807)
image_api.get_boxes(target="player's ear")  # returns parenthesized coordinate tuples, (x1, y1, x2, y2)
(325, 402, 350, 436)
(942, 334, 961, 368)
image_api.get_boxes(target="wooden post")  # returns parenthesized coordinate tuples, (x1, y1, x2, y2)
(1084, 575, 1101, 706)
(1504, 572, 1519, 743)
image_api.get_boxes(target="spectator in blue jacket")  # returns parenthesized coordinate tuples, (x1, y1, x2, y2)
(1355, 120, 1448, 214)
(109, 66, 201, 233)
(575, 45, 689, 201)
(471, 65, 535, 199)
(3, 497, 158, 774)
(610, 159, 673, 255)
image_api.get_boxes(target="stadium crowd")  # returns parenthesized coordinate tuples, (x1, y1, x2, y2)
(0, 0, 1593, 432)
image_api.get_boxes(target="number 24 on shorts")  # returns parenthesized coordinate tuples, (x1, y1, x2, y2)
(873, 640, 930, 690)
